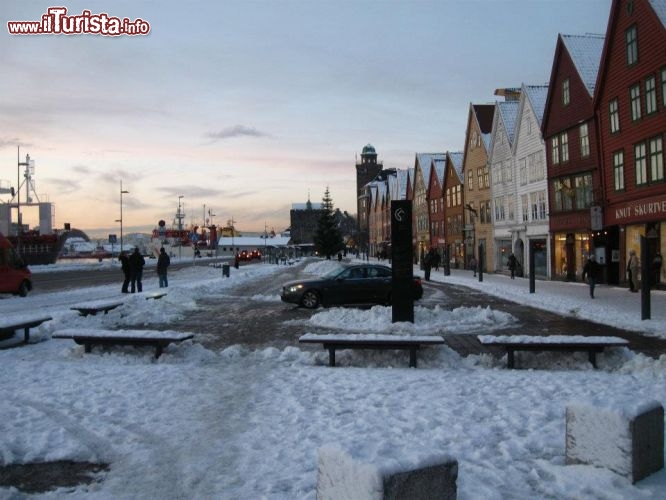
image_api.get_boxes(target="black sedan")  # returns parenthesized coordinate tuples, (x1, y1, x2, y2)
(280, 263, 423, 309)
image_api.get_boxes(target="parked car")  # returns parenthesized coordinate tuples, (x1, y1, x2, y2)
(0, 232, 32, 297)
(280, 263, 423, 309)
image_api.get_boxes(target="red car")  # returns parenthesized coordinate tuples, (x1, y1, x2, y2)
(0, 232, 32, 297)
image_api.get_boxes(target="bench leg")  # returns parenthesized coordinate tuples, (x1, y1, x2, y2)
(507, 349, 515, 369)
(155, 344, 163, 359)
(409, 348, 417, 368)
(23, 327, 30, 344)
(84, 343, 92, 353)
(328, 348, 336, 367)
(589, 351, 597, 368)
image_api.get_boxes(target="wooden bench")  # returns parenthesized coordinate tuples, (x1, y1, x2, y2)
(70, 300, 124, 317)
(0, 315, 53, 344)
(52, 329, 194, 358)
(477, 335, 629, 369)
(145, 292, 167, 300)
(299, 333, 446, 368)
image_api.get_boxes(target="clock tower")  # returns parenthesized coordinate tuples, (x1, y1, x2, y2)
(356, 144, 383, 258)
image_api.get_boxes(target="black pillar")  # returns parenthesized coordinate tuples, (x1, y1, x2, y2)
(478, 243, 484, 282)
(529, 241, 536, 294)
(641, 235, 651, 320)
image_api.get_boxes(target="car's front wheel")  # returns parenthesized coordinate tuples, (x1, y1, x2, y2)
(301, 290, 320, 309)
(18, 281, 30, 297)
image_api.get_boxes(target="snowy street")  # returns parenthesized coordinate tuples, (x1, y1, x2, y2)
(0, 258, 665, 498)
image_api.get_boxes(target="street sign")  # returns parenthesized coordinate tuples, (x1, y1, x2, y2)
(108, 234, 117, 244)
(391, 200, 414, 323)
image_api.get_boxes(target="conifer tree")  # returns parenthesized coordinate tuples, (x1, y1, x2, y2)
(313, 187, 344, 259)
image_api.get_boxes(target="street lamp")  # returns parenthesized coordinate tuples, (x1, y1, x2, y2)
(116, 180, 129, 256)
(177, 195, 184, 259)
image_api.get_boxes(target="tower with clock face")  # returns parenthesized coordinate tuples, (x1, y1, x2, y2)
(356, 144, 383, 257)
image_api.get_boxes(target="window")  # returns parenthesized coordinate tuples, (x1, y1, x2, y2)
(553, 174, 593, 212)
(630, 84, 642, 121)
(626, 25, 637, 66)
(551, 136, 560, 164)
(579, 123, 590, 158)
(574, 175, 592, 209)
(507, 194, 514, 221)
(613, 150, 625, 191)
(521, 194, 529, 222)
(645, 76, 657, 115)
(519, 158, 527, 185)
(527, 117, 532, 135)
(562, 78, 570, 106)
(455, 185, 462, 206)
(635, 142, 647, 185)
(537, 191, 547, 220)
(494, 196, 505, 221)
(649, 136, 664, 182)
(530, 192, 538, 221)
(609, 99, 620, 133)
(483, 167, 489, 188)
(477, 168, 483, 191)
(560, 132, 569, 163)
(467, 170, 474, 191)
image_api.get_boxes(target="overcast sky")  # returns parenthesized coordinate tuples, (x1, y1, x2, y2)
(1, 0, 611, 237)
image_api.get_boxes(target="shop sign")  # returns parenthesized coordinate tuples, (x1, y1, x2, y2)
(607, 195, 666, 225)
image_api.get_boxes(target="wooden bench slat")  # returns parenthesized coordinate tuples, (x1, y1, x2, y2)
(299, 334, 446, 368)
(477, 335, 629, 369)
(0, 316, 53, 344)
(70, 300, 124, 316)
(53, 329, 194, 358)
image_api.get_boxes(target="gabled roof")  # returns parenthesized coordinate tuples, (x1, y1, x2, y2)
(497, 101, 520, 145)
(447, 152, 464, 183)
(473, 104, 495, 134)
(522, 85, 549, 125)
(433, 158, 446, 188)
(649, 0, 666, 25)
(561, 34, 605, 96)
(415, 153, 445, 188)
(594, 0, 666, 107)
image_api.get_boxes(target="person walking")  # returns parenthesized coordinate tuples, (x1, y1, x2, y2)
(157, 247, 170, 288)
(423, 249, 433, 281)
(119, 251, 131, 293)
(129, 247, 146, 293)
(507, 253, 517, 279)
(469, 256, 477, 277)
(582, 254, 600, 299)
(653, 252, 662, 288)
(628, 249, 640, 292)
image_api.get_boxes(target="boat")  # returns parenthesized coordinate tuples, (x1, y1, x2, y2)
(1, 150, 90, 265)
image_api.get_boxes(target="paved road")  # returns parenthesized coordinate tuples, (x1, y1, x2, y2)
(142, 260, 666, 361)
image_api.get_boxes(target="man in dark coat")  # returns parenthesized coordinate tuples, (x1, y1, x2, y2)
(129, 247, 146, 293)
(157, 247, 170, 288)
(119, 251, 131, 293)
(507, 253, 517, 279)
(582, 254, 600, 299)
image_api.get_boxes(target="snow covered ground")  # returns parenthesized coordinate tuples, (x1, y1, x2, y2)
(1, 258, 665, 499)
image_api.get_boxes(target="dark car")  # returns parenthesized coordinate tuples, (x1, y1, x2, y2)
(280, 263, 423, 309)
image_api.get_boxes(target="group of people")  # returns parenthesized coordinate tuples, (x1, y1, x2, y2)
(119, 247, 171, 293)
(581, 249, 663, 299)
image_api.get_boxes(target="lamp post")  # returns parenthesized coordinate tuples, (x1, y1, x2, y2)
(464, 203, 478, 276)
(177, 195, 184, 260)
(116, 180, 129, 256)
(264, 221, 268, 263)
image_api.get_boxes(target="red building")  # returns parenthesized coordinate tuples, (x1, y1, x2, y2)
(542, 34, 606, 281)
(594, 0, 666, 287)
